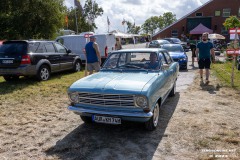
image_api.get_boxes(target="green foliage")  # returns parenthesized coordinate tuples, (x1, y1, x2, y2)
(0, 0, 66, 40)
(223, 16, 240, 30)
(142, 12, 176, 34)
(65, 0, 103, 33)
(125, 21, 141, 34)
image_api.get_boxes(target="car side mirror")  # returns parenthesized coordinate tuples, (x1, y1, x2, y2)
(67, 49, 72, 53)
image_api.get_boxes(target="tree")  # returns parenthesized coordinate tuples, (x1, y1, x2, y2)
(141, 12, 177, 34)
(65, 0, 103, 33)
(0, 0, 66, 40)
(223, 16, 240, 87)
(125, 21, 141, 34)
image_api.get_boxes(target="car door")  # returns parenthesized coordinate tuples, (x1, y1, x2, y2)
(54, 42, 73, 70)
(161, 51, 174, 93)
(44, 42, 60, 72)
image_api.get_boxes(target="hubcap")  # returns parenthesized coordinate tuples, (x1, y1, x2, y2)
(76, 62, 81, 71)
(40, 68, 49, 80)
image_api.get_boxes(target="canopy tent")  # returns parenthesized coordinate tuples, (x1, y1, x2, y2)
(208, 33, 225, 40)
(190, 23, 213, 34)
(110, 30, 134, 38)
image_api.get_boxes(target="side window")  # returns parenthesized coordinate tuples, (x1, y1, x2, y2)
(28, 42, 40, 53)
(162, 51, 172, 64)
(118, 53, 127, 66)
(35, 43, 46, 53)
(45, 43, 55, 53)
(55, 43, 67, 53)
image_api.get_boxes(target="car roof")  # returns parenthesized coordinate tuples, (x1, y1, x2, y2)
(4, 40, 54, 43)
(162, 44, 182, 47)
(115, 48, 167, 53)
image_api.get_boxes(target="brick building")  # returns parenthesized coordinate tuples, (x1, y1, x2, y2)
(152, 0, 240, 42)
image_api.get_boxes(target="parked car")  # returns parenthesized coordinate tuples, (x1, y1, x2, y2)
(148, 39, 170, 48)
(67, 48, 179, 131)
(0, 40, 82, 81)
(164, 37, 189, 51)
(161, 44, 188, 70)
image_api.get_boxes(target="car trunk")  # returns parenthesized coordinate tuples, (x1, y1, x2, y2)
(0, 41, 28, 68)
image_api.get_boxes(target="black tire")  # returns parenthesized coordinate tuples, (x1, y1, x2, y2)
(37, 65, 50, 81)
(3, 75, 19, 81)
(169, 81, 176, 97)
(80, 115, 92, 123)
(145, 103, 160, 131)
(73, 61, 81, 72)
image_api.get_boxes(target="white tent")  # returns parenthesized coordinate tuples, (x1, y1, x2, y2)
(110, 30, 134, 38)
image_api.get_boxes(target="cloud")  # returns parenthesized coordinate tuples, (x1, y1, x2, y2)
(65, 0, 210, 33)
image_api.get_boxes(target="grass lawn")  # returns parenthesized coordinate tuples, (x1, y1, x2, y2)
(212, 61, 240, 90)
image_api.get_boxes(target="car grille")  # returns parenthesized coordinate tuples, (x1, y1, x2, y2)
(77, 92, 135, 107)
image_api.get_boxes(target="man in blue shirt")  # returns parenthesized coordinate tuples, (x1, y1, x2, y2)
(195, 32, 215, 85)
(144, 53, 159, 70)
(85, 35, 101, 75)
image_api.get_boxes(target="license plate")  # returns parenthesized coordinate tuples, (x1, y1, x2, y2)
(92, 115, 121, 124)
(2, 60, 13, 64)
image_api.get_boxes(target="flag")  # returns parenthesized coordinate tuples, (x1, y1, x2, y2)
(122, 19, 126, 25)
(107, 16, 110, 25)
(74, 0, 84, 13)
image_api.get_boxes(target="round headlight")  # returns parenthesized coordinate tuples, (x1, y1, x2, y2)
(68, 92, 79, 103)
(135, 96, 148, 108)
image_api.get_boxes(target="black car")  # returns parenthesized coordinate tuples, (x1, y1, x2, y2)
(0, 40, 82, 81)
(148, 39, 170, 48)
(164, 38, 189, 51)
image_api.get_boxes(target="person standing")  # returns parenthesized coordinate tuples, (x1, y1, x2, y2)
(189, 42, 197, 66)
(195, 32, 215, 85)
(85, 35, 101, 75)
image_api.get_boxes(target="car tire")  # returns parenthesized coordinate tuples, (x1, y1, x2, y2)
(169, 81, 176, 97)
(145, 103, 160, 131)
(37, 65, 50, 81)
(73, 61, 81, 72)
(80, 115, 92, 123)
(3, 75, 19, 81)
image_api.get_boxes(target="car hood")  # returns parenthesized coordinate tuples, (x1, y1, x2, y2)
(69, 72, 158, 93)
(169, 52, 186, 58)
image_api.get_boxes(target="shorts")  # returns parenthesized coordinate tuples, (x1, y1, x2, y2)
(87, 62, 100, 71)
(198, 58, 211, 69)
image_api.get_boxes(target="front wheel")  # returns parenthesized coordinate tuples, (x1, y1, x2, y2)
(73, 61, 81, 72)
(145, 103, 160, 131)
(37, 65, 50, 81)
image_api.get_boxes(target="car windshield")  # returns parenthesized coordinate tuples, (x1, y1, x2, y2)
(103, 52, 161, 70)
(162, 45, 184, 52)
(158, 40, 170, 45)
(172, 38, 181, 43)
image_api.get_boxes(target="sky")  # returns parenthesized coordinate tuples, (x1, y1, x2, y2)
(64, 0, 210, 34)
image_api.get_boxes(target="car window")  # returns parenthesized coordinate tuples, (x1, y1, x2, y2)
(44, 43, 55, 53)
(28, 42, 40, 53)
(162, 45, 184, 52)
(55, 43, 67, 53)
(0, 42, 27, 56)
(162, 51, 172, 64)
(103, 52, 160, 70)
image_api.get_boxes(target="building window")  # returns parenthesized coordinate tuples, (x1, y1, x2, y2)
(195, 12, 203, 17)
(215, 10, 221, 16)
(171, 30, 178, 37)
(223, 8, 231, 17)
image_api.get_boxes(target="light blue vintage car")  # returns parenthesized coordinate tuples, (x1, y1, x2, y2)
(68, 48, 179, 130)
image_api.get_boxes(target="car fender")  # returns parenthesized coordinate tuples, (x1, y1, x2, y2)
(36, 59, 52, 72)
(73, 56, 82, 65)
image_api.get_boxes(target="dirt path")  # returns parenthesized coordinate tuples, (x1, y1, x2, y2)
(0, 70, 239, 160)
